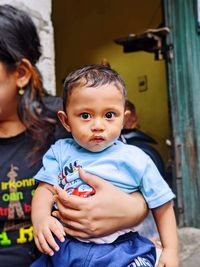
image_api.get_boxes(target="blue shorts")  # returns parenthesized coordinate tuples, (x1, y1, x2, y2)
(30, 232, 156, 267)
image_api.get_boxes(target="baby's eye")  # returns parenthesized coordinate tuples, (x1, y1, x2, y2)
(80, 113, 91, 119)
(105, 112, 115, 119)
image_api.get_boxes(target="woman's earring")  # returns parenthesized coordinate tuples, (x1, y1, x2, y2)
(18, 87, 25, 96)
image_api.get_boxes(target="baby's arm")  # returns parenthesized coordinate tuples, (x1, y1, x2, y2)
(152, 201, 179, 267)
(31, 183, 65, 256)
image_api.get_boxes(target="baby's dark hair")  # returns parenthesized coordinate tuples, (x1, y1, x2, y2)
(62, 64, 127, 111)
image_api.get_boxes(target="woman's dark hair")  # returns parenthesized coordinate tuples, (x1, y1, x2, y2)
(0, 4, 56, 162)
(0, 5, 41, 65)
(63, 64, 127, 111)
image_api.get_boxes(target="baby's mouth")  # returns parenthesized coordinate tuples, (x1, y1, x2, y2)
(91, 136, 105, 143)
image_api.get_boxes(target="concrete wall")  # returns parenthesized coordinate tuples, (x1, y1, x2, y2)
(0, 0, 55, 94)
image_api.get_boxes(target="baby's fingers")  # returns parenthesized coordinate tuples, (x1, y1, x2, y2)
(157, 263, 165, 267)
(157, 259, 165, 267)
(36, 230, 58, 256)
(34, 236, 44, 253)
(51, 220, 65, 242)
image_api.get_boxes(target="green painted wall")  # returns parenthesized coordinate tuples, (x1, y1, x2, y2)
(164, 0, 200, 227)
(52, 0, 170, 162)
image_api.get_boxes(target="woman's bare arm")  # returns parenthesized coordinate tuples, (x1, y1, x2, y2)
(52, 168, 148, 239)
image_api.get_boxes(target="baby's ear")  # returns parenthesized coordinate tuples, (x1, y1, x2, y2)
(57, 111, 71, 132)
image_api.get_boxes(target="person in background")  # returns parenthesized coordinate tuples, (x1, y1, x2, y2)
(121, 99, 166, 178)
(123, 99, 140, 129)
(0, 5, 148, 267)
(31, 64, 178, 267)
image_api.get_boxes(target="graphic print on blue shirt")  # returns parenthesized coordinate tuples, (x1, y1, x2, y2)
(35, 138, 175, 208)
(58, 160, 95, 198)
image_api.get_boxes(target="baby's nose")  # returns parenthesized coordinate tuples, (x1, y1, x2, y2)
(91, 118, 105, 131)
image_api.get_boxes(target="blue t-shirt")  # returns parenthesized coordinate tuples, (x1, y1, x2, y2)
(35, 138, 175, 208)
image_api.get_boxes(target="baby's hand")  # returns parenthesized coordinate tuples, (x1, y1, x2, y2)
(157, 248, 179, 267)
(33, 215, 65, 256)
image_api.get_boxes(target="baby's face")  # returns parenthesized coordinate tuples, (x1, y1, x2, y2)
(65, 83, 125, 152)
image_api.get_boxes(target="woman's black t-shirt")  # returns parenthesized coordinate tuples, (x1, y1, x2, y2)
(0, 132, 41, 246)
(0, 96, 69, 267)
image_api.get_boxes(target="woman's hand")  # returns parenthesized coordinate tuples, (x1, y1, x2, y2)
(52, 168, 148, 239)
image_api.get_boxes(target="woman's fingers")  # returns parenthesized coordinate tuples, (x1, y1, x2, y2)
(78, 168, 106, 190)
(52, 210, 86, 231)
(62, 220, 86, 231)
(53, 169, 148, 239)
(54, 186, 87, 210)
(52, 197, 87, 221)
(52, 208, 88, 228)
(63, 227, 93, 239)
(54, 169, 114, 213)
